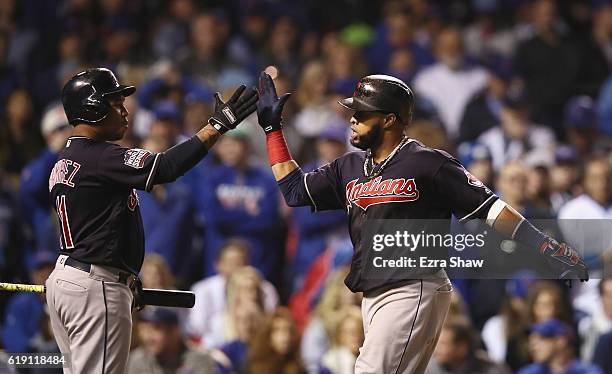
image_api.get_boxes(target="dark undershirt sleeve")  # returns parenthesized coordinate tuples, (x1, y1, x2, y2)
(97, 136, 208, 192)
(151, 136, 208, 189)
(278, 159, 345, 211)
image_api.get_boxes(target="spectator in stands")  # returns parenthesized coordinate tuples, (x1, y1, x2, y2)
(326, 42, 363, 94)
(478, 90, 556, 172)
(178, 11, 233, 90)
(579, 278, 612, 361)
(413, 26, 488, 139)
(462, 1, 517, 59)
(526, 165, 554, 215)
(247, 307, 304, 374)
(219, 267, 268, 339)
(300, 267, 361, 373)
(150, 0, 197, 59)
(514, 0, 581, 137)
(0, 167, 27, 314)
(140, 253, 176, 290)
(428, 319, 512, 374)
(367, 1, 434, 73)
(592, 329, 612, 374)
(497, 161, 553, 219)
(288, 122, 351, 295)
(293, 60, 333, 139)
(528, 281, 574, 327)
(482, 273, 536, 371)
(573, 4, 611, 99)
(137, 61, 212, 114)
(385, 48, 418, 85)
(138, 131, 196, 281)
(517, 319, 602, 374)
(0, 88, 43, 185)
(549, 146, 582, 212)
(183, 91, 213, 136)
(558, 155, 612, 263)
(597, 74, 612, 137)
(187, 240, 278, 348)
(124, 94, 154, 145)
(128, 307, 217, 374)
(1, 251, 55, 353)
(559, 155, 612, 218)
(227, 4, 269, 76)
(458, 57, 514, 143)
(19, 103, 71, 253)
(265, 16, 302, 81)
(406, 119, 451, 152)
(457, 142, 494, 189)
(564, 96, 600, 157)
(0, 31, 21, 118)
(293, 64, 343, 163)
(198, 129, 282, 282)
(210, 298, 263, 374)
(319, 306, 364, 374)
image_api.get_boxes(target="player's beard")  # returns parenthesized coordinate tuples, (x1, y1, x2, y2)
(350, 121, 383, 151)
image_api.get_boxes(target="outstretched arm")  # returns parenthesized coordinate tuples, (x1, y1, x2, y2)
(255, 72, 345, 210)
(435, 159, 588, 282)
(488, 200, 588, 281)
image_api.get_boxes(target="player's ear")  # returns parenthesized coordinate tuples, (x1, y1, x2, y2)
(382, 113, 397, 129)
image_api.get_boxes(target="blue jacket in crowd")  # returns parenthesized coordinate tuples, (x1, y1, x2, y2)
(139, 180, 196, 279)
(1, 293, 45, 352)
(198, 164, 282, 281)
(19, 147, 59, 253)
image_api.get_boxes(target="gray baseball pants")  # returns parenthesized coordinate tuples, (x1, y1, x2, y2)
(355, 272, 452, 374)
(45, 255, 133, 374)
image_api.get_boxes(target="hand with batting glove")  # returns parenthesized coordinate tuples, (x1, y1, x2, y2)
(540, 238, 589, 283)
(257, 71, 291, 134)
(208, 85, 258, 134)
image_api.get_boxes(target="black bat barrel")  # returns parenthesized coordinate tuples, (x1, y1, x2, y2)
(140, 288, 195, 308)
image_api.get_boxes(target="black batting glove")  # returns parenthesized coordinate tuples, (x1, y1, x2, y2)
(540, 238, 589, 283)
(257, 71, 291, 134)
(208, 85, 258, 134)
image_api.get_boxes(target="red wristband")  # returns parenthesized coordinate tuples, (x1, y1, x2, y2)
(266, 130, 292, 165)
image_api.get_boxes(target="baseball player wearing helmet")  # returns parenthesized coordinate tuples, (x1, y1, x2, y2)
(255, 72, 588, 374)
(46, 68, 257, 373)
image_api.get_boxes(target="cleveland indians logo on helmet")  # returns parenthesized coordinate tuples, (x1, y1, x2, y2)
(345, 177, 420, 211)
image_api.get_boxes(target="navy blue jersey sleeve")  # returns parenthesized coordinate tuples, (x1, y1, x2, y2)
(303, 159, 345, 211)
(97, 144, 160, 192)
(433, 159, 497, 221)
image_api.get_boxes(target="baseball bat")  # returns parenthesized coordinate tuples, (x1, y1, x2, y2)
(0, 282, 195, 308)
(139, 288, 195, 308)
(0, 282, 46, 293)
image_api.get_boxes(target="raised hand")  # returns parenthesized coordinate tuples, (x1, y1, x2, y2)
(256, 71, 291, 134)
(208, 85, 258, 134)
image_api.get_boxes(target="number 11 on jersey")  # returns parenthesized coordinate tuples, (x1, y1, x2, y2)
(56, 195, 74, 250)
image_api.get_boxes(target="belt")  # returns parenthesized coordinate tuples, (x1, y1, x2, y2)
(65, 257, 134, 285)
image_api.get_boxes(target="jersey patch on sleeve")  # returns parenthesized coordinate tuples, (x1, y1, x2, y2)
(124, 149, 152, 169)
(463, 168, 491, 194)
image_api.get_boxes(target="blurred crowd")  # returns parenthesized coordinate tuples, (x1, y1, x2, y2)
(1, 0, 612, 373)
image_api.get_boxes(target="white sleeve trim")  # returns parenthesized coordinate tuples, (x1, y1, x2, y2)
(303, 173, 318, 212)
(511, 218, 525, 239)
(458, 195, 496, 222)
(145, 153, 160, 192)
(486, 199, 508, 227)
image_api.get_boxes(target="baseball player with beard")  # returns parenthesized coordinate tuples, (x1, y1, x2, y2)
(255, 72, 588, 374)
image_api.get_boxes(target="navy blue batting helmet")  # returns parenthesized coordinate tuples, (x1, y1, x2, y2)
(338, 74, 414, 122)
(61, 68, 135, 125)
